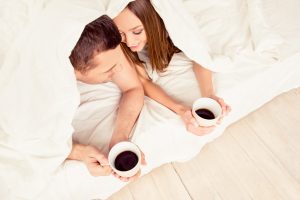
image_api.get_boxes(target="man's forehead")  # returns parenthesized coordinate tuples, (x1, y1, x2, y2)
(91, 48, 120, 70)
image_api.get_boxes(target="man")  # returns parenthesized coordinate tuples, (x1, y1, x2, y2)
(67, 15, 144, 179)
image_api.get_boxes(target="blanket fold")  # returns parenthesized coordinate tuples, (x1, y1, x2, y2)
(0, 0, 105, 198)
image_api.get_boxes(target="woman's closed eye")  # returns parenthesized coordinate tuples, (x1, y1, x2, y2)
(133, 29, 143, 35)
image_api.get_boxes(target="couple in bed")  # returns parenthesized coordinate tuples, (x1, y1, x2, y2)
(66, 0, 230, 197)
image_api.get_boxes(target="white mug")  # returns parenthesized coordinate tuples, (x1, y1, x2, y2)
(192, 97, 222, 127)
(108, 141, 141, 178)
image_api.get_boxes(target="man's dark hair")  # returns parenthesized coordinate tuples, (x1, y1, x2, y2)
(69, 15, 121, 72)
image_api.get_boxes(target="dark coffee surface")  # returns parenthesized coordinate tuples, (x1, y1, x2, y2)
(114, 151, 138, 171)
(195, 108, 215, 119)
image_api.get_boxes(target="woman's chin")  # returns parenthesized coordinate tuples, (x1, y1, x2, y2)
(130, 45, 144, 52)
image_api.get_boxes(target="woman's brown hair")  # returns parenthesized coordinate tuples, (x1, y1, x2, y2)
(121, 0, 180, 72)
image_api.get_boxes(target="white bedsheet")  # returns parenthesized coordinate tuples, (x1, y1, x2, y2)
(0, 0, 300, 199)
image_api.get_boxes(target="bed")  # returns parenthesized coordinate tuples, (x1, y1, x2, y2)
(0, 0, 299, 199)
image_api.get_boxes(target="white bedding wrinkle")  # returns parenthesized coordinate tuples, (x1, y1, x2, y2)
(184, 0, 251, 58)
(252, 0, 300, 58)
(246, 0, 285, 62)
(0, 0, 54, 67)
(0, 0, 106, 199)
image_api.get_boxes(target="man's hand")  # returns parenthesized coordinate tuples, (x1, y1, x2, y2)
(68, 144, 112, 177)
(81, 145, 112, 176)
(109, 133, 129, 150)
(112, 150, 147, 182)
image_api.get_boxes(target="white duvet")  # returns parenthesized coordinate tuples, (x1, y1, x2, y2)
(0, 0, 300, 199)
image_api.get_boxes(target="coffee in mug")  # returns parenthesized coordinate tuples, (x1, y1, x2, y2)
(114, 150, 139, 171)
(192, 98, 222, 126)
(195, 108, 215, 120)
(108, 141, 141, 177)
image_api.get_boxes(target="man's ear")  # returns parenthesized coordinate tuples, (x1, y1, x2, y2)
(74, 70, 84, 81)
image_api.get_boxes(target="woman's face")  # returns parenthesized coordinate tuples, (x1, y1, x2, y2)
(114, 8, 147, 52)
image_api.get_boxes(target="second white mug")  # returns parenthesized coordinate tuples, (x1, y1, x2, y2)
(192, 97, 222, 127)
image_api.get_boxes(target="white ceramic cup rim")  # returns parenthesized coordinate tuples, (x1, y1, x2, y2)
(108, 141, 141, 177)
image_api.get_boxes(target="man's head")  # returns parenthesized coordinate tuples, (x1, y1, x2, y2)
(69, 15, 122, 84)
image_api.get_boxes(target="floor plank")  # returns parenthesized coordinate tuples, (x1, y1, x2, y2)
(229, 89, 300, 199)
(245, 90, 300, 182)
(173, 157, 224, 200)
(149, 164, 192, 200)
(230, 119, 300, 200)
(213, 129, 282, 200)
(108, 187, 134, 200)
(127, 172, 165, 200)
(174, 141, 257, 200)
(110, 164, 192, 200)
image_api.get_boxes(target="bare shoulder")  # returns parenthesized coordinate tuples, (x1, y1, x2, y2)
(111, 50, 142, 92)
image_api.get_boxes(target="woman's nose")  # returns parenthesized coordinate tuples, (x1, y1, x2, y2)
(125, 34, 137, 47)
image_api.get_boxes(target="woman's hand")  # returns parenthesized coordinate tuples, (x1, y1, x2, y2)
(178, 106, 216, 136)
(209, 94, 231, 124)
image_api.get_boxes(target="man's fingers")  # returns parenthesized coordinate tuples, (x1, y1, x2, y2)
(128, 170, 141, 181)
(94, 153, 109, 166)
(112, 172, 130, 182)
(88, 165, 112, 176)
(112, 168, 141, 182)
(101, 166, 113, 175)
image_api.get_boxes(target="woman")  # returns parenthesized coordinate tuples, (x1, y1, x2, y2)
(113, 0, 231, 136)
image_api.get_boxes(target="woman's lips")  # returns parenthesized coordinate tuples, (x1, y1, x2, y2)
(129, 43, 140, 49)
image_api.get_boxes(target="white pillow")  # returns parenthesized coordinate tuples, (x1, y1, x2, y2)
(246, 0, 284, 61)
(183, 0, 251, 57)
(184, 0, 286, 63)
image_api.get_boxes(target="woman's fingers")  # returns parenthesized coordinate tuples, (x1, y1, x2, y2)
(187, 123, 215, 136)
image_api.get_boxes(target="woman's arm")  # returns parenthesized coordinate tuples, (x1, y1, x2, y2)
(135, 65, 217, 136)
(192, 62, 214, 97)
(135, 65, 188, 115)
(192, 61, 231, 115)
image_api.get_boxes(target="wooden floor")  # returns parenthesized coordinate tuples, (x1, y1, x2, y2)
(108, 88, 300, 200)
